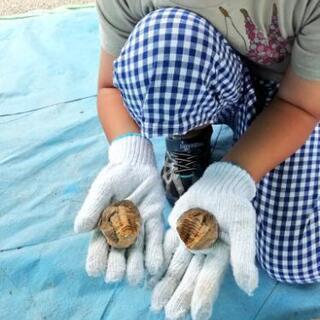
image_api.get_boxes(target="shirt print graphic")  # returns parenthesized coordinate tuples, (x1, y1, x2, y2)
(219, 3, 290, 65)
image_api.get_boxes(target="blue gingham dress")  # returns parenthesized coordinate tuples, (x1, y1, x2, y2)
(113, 7, 320, 284)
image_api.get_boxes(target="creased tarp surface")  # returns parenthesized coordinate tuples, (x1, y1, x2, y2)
(0, 7, 319, 320)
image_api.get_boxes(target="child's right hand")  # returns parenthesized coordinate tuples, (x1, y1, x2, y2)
(74, 134, 165, 285)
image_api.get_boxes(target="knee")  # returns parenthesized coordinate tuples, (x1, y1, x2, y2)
(113, 7, 234, 97)
(113, 7, 248, 137)
(256, 230, 320, 284)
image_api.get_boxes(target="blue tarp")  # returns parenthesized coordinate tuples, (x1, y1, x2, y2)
(0, 7, 320, 320)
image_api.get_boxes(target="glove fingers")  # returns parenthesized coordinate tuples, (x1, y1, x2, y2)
(86, 230, 109, 277)
(150, 244, 192, 312)
(74, 166, 114, 233)
(105, 248, 126, 283)
(165, 254, 205, 320)
(191, 242, 229, 320)
(229, 223, 258, 295)
(163, 228, 180, 268)
(147, 228, 180, 288)
(145, 216, 164, 276)
(126, 224, 145, 286)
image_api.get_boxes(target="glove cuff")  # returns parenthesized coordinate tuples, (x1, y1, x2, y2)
(108, 135, 156, 166)
(201, 162, 256, 200)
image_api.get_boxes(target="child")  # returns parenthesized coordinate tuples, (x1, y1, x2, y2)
(74, 1, 320, 319)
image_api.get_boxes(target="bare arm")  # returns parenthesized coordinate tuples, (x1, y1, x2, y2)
(223, 67, 320, 182)
(97, 48, 140, 143)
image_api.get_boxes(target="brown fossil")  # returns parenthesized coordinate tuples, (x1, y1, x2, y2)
(98, 200, 141, 249)
(176, 208, 219, 250)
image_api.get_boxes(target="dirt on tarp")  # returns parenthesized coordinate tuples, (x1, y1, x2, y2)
(0, 0, 93, 16)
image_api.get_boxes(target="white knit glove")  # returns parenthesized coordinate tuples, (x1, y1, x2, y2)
(151, 162, 258, 320)
(74, 135, 165, 285)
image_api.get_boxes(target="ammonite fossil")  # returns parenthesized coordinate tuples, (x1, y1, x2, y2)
(99, 200, 141, 249)
(176, 208, 219, 250)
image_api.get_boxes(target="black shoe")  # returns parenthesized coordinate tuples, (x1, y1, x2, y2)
(161, 126, 213, 205)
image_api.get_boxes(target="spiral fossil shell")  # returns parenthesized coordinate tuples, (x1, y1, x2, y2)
(176, 208, 219, 250)
(98, 200, 141, 249)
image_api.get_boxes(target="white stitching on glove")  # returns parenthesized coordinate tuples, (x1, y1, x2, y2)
(74, 135, 165, 285)
(151, 161, 258, 320)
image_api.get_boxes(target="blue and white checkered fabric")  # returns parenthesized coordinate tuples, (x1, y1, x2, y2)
(113, 7, 320, 284)
(113, 7, 256, 137)
(235, 79, 320, 284)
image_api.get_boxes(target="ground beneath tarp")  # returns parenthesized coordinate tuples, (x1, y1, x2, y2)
(0, 1, 93, 16)
(0, 7, 319, 320)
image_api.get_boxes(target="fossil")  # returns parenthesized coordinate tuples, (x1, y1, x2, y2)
(99, 200, 141, 249)
(176, 208, 219, 250)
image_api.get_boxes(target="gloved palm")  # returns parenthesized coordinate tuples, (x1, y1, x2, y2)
(151, 162, 258, 320)
(74, 135, 165, 285)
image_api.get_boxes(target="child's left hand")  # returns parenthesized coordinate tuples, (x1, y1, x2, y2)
(151, 162, 259, 320)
